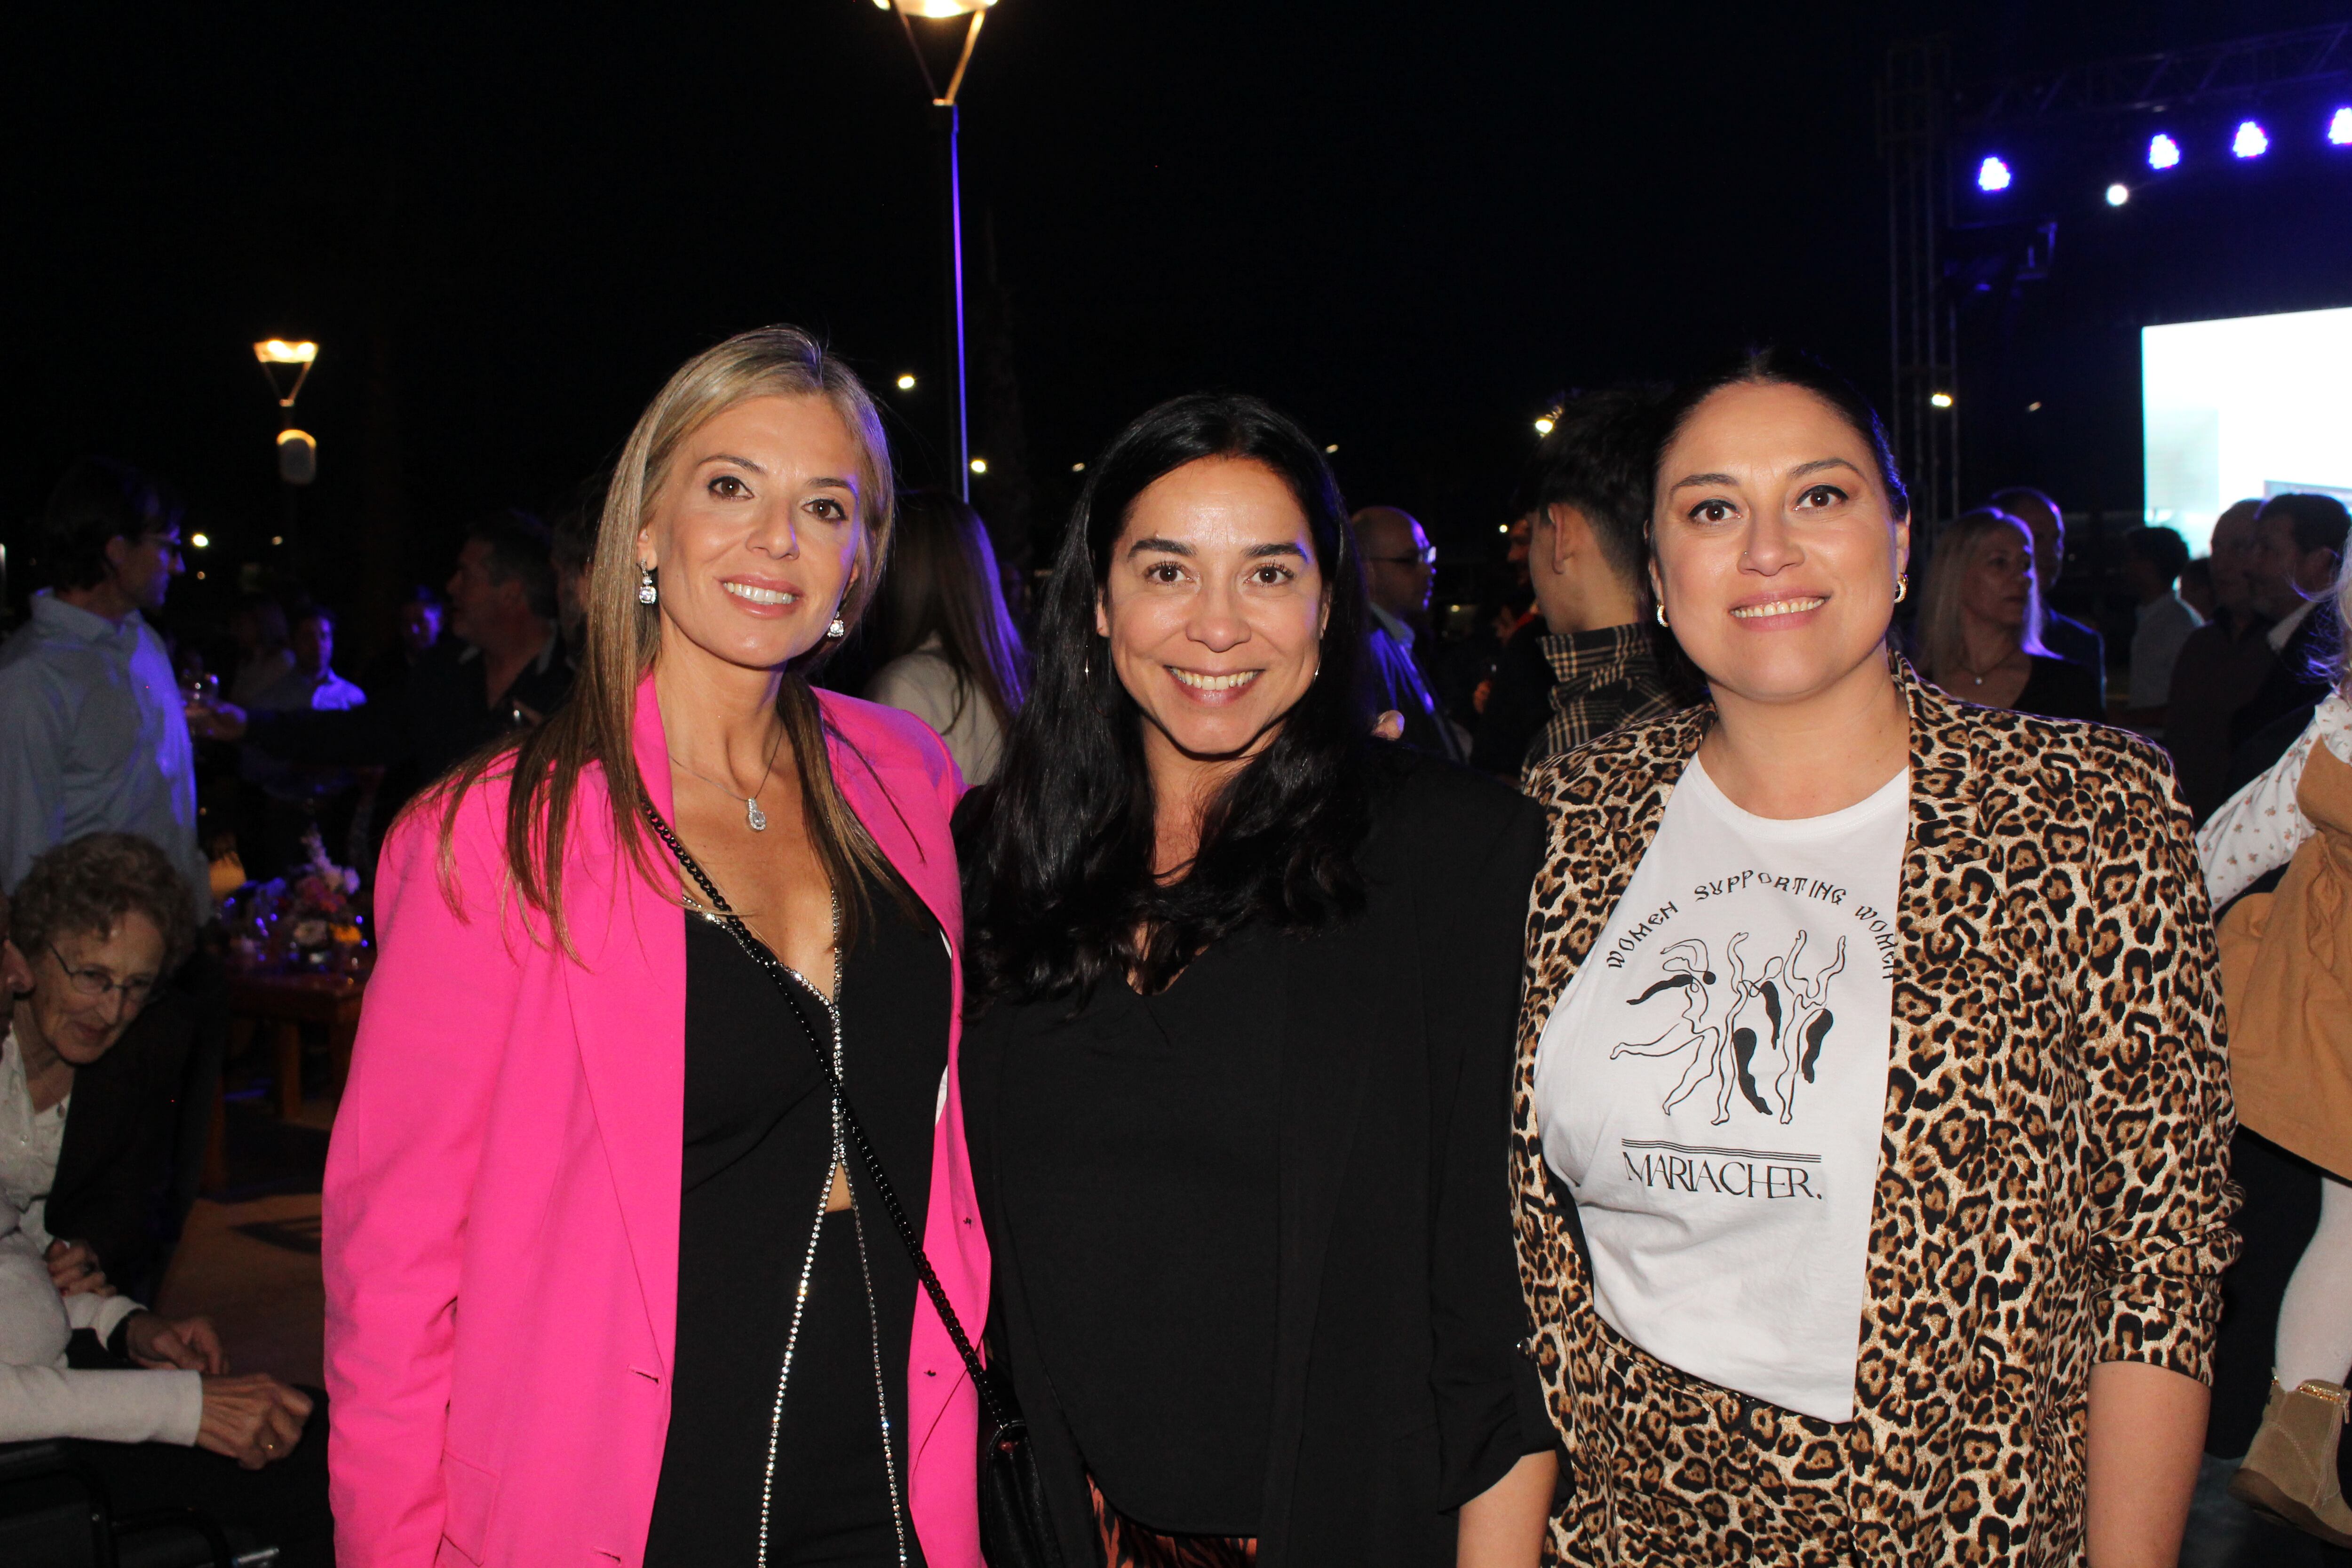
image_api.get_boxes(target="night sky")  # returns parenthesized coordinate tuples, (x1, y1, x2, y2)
(8, 0, 2351, 640)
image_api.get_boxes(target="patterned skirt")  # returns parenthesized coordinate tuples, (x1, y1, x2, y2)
(1087, 1475, 1256, 1568)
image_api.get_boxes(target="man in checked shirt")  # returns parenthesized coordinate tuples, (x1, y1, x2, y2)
(1517, 387, 1692, 784)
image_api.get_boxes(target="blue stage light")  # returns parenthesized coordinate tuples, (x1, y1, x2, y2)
(2233, 120, 2270, 159)
(2330, 108, 2352, 146)
(2148, 133, 2181, 170)
(1977, 155, 2012, 192)
(2106, 183, 2130, 207)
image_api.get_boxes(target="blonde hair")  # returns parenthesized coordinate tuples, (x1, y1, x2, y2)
(1916, 507, 2040, 690)
(432, 325, 900, 949)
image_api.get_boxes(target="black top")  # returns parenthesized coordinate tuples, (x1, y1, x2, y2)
(962, 747, 1549, 1568)
(644, 876, 949, 1568)
(2013, 653, 2105, 723)
(986, 924, 1285, 1535)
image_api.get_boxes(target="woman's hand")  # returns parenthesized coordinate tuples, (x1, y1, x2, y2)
(196, 1374, 314, 1468)
(123, 1311, 230, 1374)
(44, 1238, 110, 1297)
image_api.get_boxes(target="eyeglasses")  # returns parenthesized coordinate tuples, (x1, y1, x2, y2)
(1365, 547, 1438, 568)
(46, 943, 159, 1005)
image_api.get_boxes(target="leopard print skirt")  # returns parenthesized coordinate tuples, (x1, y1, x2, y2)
(1087, 1476, 1257, 1568)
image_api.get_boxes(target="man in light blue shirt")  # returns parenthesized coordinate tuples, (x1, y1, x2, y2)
(0, 460, 207, 918)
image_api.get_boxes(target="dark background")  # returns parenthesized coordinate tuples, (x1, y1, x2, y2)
(7, 0, 2352, 648)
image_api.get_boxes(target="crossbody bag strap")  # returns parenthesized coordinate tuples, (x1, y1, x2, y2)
(643, 804, 1008, 1430)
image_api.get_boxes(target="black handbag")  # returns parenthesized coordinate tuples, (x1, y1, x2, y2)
(646, 807, 1065, 1568)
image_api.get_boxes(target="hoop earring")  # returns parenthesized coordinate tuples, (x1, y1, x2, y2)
(1654, 604, 1669, 628)
(637, 565, 658, 606)
(825, 614, 847, 640)
(1893, 573, 1909, 605)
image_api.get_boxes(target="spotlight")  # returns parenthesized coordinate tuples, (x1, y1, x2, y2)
(969, 457, 987, 475)
(1324, 444, 1338, 454)
(2329, 107, 2352, 146)
(2105, 183, 2130, 207)
(190, 532, 211, 549)
(1976, 155, 2012, 192)
(2148, 133, 2181, 170)
(1071, 462, 1085, 473)
(895, 373, 916, 390)
(1534, 416, 1555, 436)
(1930, 391, 1955, 409)
(2233, 120, 2269, 159)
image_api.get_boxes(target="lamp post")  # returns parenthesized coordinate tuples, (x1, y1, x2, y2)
(254, 339, 320, 546)
(871, 0, 994, 500)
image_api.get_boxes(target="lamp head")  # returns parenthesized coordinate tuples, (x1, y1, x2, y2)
(874, 0, 993, 14)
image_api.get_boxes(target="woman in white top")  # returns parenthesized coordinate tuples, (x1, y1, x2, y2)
(862, 490, 1027, 783)
(2197, 549, 2352, 1546)
(0, 833, 309, 1464)
(1513, 348, 2233, 1566)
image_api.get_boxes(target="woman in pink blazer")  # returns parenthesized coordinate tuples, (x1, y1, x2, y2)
(323, 327, 988, 1568)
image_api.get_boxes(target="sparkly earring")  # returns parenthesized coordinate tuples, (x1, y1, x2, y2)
(637, 565, 658, 606)
(1893, 573, 1909, 605)
(826, 614, 847, 640)
(1654, 603, 1669, 628)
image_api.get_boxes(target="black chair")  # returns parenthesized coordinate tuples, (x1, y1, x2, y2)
(0, 1441, 268, 1568)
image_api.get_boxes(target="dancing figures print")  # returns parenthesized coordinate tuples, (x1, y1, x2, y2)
(1530, 757, 1907, 1420)
(1613, 931, 1848, 1126)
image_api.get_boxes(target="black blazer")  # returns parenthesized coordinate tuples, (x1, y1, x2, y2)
(2232, 602, 2336, 752)
(44, 995, 192, 1291)
(962, 749, 1547, 1568)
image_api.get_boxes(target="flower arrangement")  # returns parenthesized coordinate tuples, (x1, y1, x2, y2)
(222, 828, 368, 973)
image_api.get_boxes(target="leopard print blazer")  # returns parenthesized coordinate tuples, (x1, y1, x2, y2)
(1512, 661, 2238, 1567)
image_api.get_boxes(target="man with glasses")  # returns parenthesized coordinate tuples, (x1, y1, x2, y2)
(0, 458, 208, 919)
(1352, 505, 1467, 761)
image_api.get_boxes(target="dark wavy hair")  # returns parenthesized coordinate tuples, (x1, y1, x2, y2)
(960, 393, 1373, 1002)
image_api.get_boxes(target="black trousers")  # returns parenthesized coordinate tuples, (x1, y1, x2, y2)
(64, 1389, 333, 1568)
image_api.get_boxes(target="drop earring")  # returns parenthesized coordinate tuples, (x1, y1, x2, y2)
(1893, 573, 1909, 605)
(1654, 603, 1669, 628)
(637, 565, 658, 606)
(826, 614, 847, 640)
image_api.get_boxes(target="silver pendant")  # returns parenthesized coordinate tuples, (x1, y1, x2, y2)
(746, 796, 768, 831)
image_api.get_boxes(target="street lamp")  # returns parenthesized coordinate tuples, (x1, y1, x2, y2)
(254, 339, 320, 542)
(870, 0, 996, 500)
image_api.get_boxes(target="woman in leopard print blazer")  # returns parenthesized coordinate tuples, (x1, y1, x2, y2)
(1512, 350, 2237, 1567)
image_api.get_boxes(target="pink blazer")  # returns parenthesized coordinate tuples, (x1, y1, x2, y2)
(323, 676, 988, 1568)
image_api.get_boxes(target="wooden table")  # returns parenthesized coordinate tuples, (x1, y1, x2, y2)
(207, 968, 368, 1190)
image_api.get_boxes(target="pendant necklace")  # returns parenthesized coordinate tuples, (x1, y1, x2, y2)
(675, 727, 787, 832)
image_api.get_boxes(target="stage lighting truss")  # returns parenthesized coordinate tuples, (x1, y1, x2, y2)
(2233, 119, 2271, 158)
(1976, 155, 2013, 192)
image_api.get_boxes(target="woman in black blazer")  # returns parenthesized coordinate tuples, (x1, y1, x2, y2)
(957, 393, 1553, 1568)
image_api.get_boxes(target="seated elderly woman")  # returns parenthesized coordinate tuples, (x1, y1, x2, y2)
(1, 833, 325, 1560)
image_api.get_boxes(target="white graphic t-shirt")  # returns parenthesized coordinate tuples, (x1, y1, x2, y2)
(1532, 756, 1907, 1422)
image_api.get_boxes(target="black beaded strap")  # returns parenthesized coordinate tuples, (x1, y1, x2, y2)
(644, 804, 1007, 1429)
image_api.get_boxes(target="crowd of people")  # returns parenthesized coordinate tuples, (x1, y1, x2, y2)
(0, 321, 2345, 1567)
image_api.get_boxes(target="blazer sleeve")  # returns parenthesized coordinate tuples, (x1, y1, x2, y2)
(322, 791, 524, 1567)
(2076, 741, 2240, 1379)
(1426, 788, 1550, 1508)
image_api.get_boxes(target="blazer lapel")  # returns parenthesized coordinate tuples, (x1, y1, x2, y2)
(564, 673, 689, 1371)
(816, 692, 961, 947)
(1859, 668, 2004, 1420)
